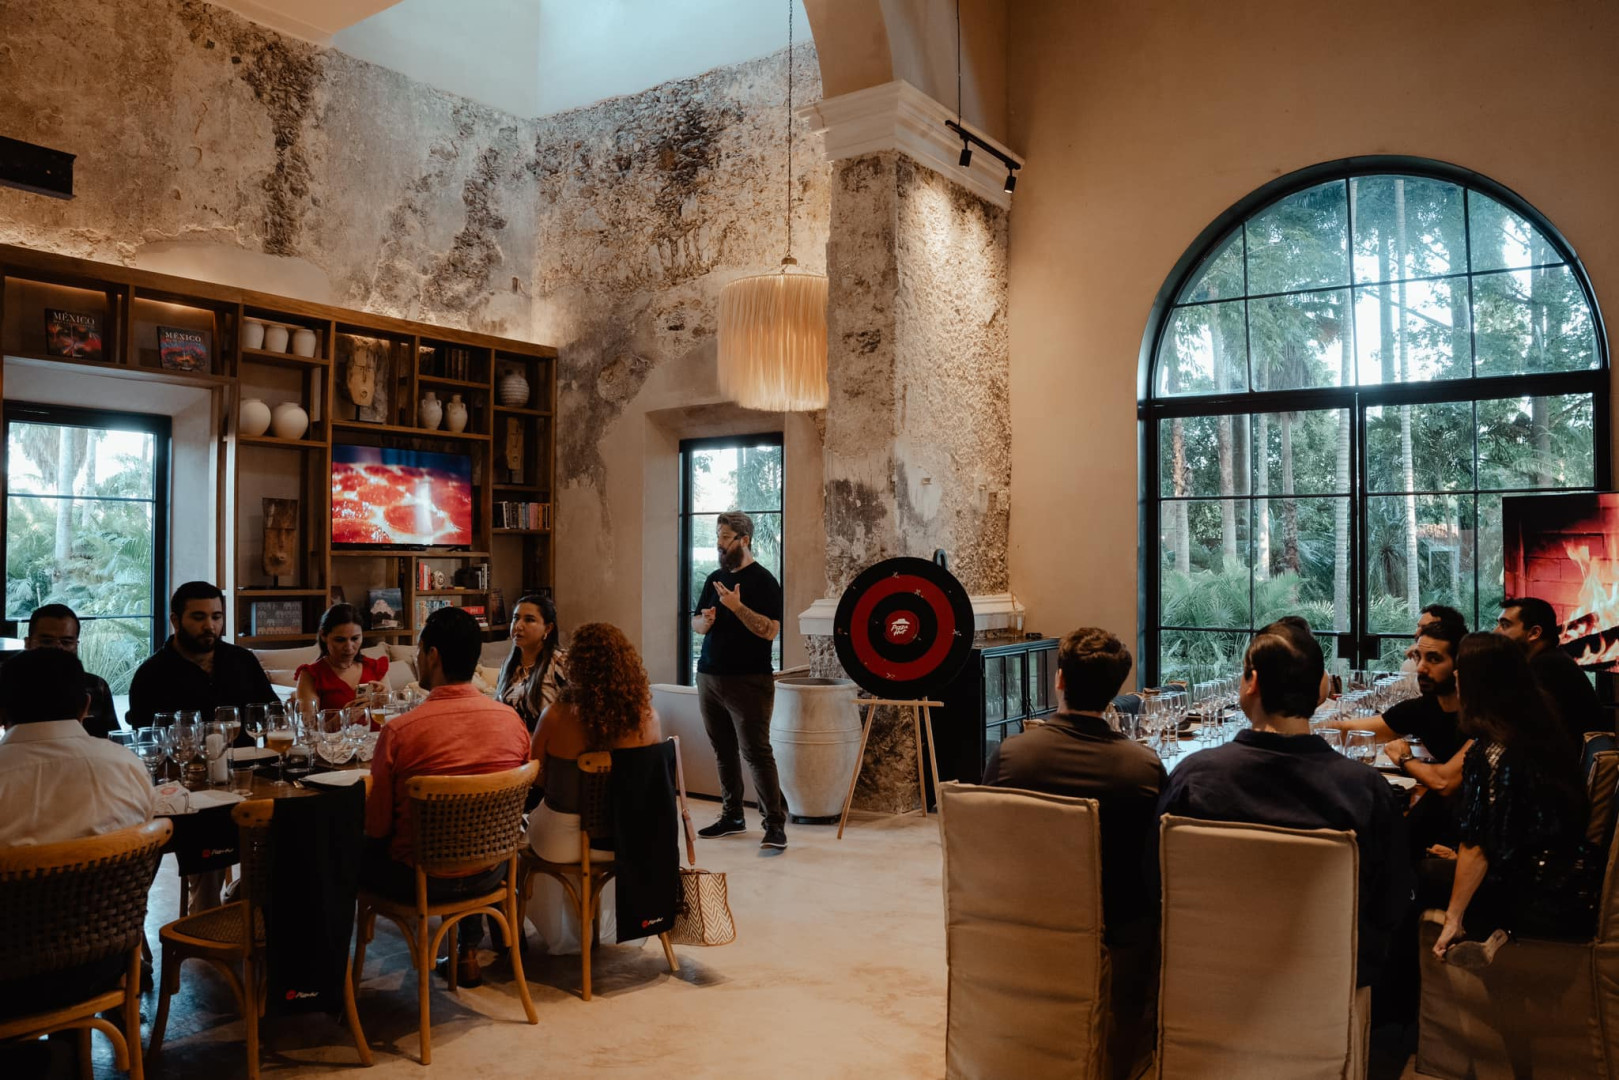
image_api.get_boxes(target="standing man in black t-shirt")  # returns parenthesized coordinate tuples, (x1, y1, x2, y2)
(691, 511, 788, 850)
(1497, 596, 1610, 739)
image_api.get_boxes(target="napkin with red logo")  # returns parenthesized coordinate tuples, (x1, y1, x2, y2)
(266, 783, 365, 1014)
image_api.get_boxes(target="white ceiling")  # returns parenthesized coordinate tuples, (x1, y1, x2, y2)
(213, 0, 809, 119)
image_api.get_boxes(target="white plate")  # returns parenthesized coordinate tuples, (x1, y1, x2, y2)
(303, 770, 367, 787)
(228, 747, 279, 762)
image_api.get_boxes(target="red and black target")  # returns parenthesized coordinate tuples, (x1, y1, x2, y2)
(833, 557, 975, 698)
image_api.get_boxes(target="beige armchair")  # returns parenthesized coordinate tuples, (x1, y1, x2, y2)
(1156, 815, 1367, 1080)
(1414, 768, 1619, 1079)
(939, 782, 1109, 1080)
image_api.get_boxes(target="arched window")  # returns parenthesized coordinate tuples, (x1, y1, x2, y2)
(1140, 158, 1609, 683)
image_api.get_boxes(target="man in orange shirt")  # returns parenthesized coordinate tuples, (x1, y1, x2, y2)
(364, 607, 530, 986)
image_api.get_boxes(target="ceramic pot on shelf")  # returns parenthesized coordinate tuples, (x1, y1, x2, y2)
(242, 320, 266, 350)
(419, 391, 442, 430)
(445, 394, 468, 433)
(271, 402, 309, 440)
(291, 328, 318, 357)
(239, 398, 272, 438)
(498, 369, 530, 407)
(263, 324, 289, 352)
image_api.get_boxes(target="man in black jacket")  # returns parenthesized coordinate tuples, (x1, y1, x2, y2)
(982, 626, 1164, 1079)
(1497, 596, 1610, 738)
(127, 580, 276, 731)
(23, 603, 120, 737)
(1155, 619, 1413, 989)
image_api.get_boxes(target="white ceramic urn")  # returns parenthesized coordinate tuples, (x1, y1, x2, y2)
(263, 324, 289, 352)
(445, 393, 468, 433)
(271, 402, 309, 440)
(290, 328, 318, 357)
(498, 369, 530, 407)
(770, 677, 863, 821)
(239, 397, 272, 438)
(419, 391, 442, 430)
(242, 320, 266, 350)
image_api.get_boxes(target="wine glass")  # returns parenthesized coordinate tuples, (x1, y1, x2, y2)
(169, 721, 201, 789)
(317, 709, 357, 766)
(215, 706, 242, 749)
(134, 728, 166, 783)
(264, 711, 295, 787)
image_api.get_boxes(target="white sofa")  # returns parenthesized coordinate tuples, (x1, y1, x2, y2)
(652, 682, 757, 806)
(245, 639, 513, 697)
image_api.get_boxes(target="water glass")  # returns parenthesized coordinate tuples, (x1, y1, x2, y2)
(109, 729, 136, 750)
(226, 747, 259, 794)
(1344, 729, 1377, 764)
(134, 728, 166, 782)
(243, 703, 267, 747)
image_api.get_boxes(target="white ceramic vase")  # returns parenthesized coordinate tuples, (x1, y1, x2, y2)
(291, 328, 318, 357)
(770, 677, 863, 821)
(445, 393, 468, 432)
(419, 391, 442, 430)
(263, 324, 289, 352)
(271, 402, 309, 440)
(242, 320, 266, 350)
(239, 397, 272, 438)
(498, 369, 530, 407)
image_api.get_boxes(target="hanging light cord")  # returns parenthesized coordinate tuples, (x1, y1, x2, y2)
(956, 0, 962, 123)
(784, 0, 795, 268)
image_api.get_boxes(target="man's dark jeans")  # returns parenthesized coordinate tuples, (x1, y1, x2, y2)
(697, 672, 787, 829)
(360, 839, 507, 953)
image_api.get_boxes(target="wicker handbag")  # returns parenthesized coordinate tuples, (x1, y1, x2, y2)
(668, 737, 737, 947)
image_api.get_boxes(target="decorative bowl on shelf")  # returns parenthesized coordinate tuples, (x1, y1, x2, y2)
(498, 369, 530, 407)
(240, 397, 272, 438)
(271, 402, 309, 440)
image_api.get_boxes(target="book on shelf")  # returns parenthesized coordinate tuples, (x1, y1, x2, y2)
(413, 596, 457, 628)
(249, 600, 303, 637)
(496, 501, 551, 530)
(43, 308, 103, 361)
(367, 588, 404, 629)
(462, 604, 489, 628)
(157, 325, 210, 372)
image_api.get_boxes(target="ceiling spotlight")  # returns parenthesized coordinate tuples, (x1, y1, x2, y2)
(958, 141, 973, 168)
(1003, 172, 1017, 193)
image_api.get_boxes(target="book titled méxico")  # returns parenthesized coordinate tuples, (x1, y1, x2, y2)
(44, 309, 102, 361)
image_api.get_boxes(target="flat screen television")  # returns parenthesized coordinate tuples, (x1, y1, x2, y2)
(332, 445, 473, 549)
(1502, 491, 1619, 667)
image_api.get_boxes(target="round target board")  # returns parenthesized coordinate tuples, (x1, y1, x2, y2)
(833, 557, 975, 699)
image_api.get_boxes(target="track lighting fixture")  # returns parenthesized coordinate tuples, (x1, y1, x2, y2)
(945, 119, 1022, 195)
(958, 141, 973, 168)
(1003, 172, 1016, 193)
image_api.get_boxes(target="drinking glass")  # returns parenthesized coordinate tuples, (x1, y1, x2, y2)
(109, 729, 136, 750)
(215, 706, 241, 749)
(242, 705, 267, 748)
(1344, 729, 1377, 764)
(226, 747, 259, 795)
(265, 713, 295, 787)
(169, 721, 201, 789)
(134, 728, 166, 782)
(317, 709, 357, 766)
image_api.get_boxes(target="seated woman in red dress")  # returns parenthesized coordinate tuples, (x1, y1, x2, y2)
(295, 603, 389, 712)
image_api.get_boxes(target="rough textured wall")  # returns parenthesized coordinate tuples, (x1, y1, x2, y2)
(533, 45, 830, 640)
(816, 151, 1011, 812)
(0, 0, 538, 337)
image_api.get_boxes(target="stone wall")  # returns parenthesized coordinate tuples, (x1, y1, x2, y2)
(0, 0, 832, 671)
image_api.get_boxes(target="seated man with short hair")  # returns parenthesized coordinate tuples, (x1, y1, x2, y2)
(0, 648, 155, 1023)
(364, 606, 531, 987)
(982, 626, 1165, 1078)
(1154, 619, 1413, 987)
(1498, 595, 1609, 738)
(24, 603, 120, 738)
(126, 580, 277, 730)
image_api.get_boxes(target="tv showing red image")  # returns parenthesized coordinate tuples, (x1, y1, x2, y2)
(332, 445, 473, 548)
(1503, 491, 1619, 667)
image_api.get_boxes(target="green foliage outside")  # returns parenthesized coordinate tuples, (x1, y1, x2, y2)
(5, 423, 157, 694)
(1155, 175, 1597, 683)
(685, 441, 785, 678)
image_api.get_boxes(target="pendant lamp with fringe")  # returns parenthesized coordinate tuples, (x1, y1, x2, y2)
(717, 0, 828, 411)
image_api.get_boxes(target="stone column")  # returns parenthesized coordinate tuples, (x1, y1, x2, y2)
(803, 82, 1016, 811)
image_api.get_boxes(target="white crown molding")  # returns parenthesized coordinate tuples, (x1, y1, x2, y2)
(799, 80, 1023, 210)
(797, 592, 1027, 638)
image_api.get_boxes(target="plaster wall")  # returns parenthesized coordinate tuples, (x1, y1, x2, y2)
(1007, 0, 1619, 673)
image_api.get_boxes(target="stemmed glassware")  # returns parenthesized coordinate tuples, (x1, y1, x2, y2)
(215, 706, 242, 750)
(168, 720, 201, 789)
(242, 705, 268, 749)
(265, 709, 295, 787)
(134, 728, 166, 783)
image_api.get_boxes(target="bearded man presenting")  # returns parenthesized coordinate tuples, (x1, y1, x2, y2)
(691, 511, 788, 850)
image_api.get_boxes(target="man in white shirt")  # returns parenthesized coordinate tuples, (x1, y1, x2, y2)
(0, 648, 153, 847)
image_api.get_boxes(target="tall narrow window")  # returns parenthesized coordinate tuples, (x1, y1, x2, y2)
(678, 433, 784, 684)
(1142, 160, 1607, 682)
(4, 404, 170, 693)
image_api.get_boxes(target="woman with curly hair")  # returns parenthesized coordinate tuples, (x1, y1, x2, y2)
(525, 621, 662, 953)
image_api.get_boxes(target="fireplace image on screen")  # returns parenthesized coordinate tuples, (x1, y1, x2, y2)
(1503, 491, 1619, 666)
(332, 444, 474, 548)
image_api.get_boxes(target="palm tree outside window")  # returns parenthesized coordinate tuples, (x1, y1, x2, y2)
(1140, 158, 1608, 683)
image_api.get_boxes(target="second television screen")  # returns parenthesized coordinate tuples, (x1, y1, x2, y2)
(332, 445, 473, 547)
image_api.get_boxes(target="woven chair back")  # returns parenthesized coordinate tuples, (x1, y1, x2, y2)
(578, 751, 613, 840)
(0, 818, 171, 978)
(231, 799, 275, 929)
(407, 761, 539, 876)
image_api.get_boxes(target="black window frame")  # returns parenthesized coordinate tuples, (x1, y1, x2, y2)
(1138, 156, 1610, 683)
(2, 401, 173, 651)
(677, 431, 786, 686)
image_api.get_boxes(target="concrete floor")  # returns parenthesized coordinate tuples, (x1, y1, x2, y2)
(97, 809, 947, 1079)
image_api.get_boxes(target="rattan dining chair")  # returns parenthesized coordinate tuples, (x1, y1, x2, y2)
(351, 761, 539, 1065)
(0, 818, 172, 1080)
(517, 747, 681, 1002)
(148, 798, 371, 1079)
